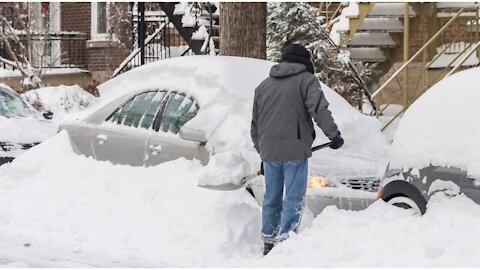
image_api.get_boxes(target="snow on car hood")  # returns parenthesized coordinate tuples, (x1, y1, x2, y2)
(390, 67, 480, 176)
(97, 56, 390, 184)
(0, 116, 56, 144)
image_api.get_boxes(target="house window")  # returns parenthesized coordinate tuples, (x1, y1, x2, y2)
(91, 2, 109, 40)
(96, 2, 107, 34)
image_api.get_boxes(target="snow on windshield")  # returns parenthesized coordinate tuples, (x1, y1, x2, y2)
(390, 67, 480, 176)
(0, 84, 39, 118)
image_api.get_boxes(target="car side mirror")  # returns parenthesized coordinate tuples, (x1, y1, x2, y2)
(43, 111, 53, 120)
(179, 127, 207, 144)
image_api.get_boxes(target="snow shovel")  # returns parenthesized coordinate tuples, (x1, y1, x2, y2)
(198, 141, 332, 191)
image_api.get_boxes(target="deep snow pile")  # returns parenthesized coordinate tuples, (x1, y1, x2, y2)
(1, 133, 480, 266)
(390, 67, 480, 176)
(0, 132, 262, 266)
(21, 85, 98, 122)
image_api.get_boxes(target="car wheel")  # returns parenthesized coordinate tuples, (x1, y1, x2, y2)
(378, 180, 427, 215)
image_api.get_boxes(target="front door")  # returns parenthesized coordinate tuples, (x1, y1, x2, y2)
(145, 91, 202, 166)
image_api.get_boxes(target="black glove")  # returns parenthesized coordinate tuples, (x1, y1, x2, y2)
(328, 131, 344, 150)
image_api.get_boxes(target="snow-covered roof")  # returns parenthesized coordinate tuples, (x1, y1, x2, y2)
(390, 67, 480, 176)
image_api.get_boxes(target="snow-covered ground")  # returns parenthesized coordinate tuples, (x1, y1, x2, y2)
(0, 142, 473, 265)
(1, 131, 480, 267)
(1, 57, 480, 267)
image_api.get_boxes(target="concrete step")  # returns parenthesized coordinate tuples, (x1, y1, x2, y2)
(347, 47, 387, 62)
(436, 2, 479, 9)
(367, 3, 416, 18)
(348, 32, 398, 48)
(358, 18, 404, 33)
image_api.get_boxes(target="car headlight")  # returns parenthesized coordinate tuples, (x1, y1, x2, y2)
(307, 175, 336, 188)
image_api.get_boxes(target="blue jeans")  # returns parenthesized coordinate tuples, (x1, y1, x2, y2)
(261, 159, 308, 244)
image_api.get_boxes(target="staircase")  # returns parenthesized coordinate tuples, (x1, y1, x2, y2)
(113, 2, 220, 77)
(330, 2, 480, 131)
(332, 3, 419, 82)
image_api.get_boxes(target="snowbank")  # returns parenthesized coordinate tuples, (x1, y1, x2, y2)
(1, 133, 479, 266)
(22, 85, 98, 122)
(259, 194, 480, 267)
(390, 67, 480, 176)
(0, 131, 262, 266)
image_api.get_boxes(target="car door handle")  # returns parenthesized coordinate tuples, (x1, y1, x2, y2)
(96, 134, 108, 145)
(149, 144, 162, 155)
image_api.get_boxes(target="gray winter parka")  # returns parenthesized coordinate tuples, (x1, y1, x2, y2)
(250, 62, 339, 162)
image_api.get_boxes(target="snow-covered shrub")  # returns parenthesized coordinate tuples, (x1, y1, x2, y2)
(21, 85, 98, 121)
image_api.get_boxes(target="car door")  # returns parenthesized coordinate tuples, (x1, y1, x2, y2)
(91, 90, 166, 166)
(145, 91, 206, 166)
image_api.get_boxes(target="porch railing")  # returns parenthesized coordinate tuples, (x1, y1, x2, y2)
(373, 5, 480, 131)
(1, 32, 88, 70)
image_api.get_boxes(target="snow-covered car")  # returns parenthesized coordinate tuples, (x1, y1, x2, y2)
(378, 67, 480, 215)
(0, 84, 56, 165)
(60, 56, 390, 216)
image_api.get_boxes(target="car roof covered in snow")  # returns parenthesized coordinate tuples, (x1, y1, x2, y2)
(99, 56, 274, 103)
(98, 55, 360, 118)
(390, 67, 480, 176)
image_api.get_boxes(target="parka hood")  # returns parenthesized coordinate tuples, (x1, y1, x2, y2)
(269, 62, 307, 78)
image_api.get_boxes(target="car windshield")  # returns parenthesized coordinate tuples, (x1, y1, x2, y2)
(0, 86, 39, 118)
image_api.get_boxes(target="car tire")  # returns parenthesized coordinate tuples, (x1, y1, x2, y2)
(379, 180, 427, 215)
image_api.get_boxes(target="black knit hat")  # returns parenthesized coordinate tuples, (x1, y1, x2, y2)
(281, 44, 315, 74)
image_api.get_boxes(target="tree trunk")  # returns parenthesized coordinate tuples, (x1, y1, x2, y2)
(220, 2, 266, 59)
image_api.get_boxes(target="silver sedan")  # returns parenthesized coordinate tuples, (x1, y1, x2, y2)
(60, 56, 386, 216)
(60, 89, 210, 167)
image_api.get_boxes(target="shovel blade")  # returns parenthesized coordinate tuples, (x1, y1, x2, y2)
(198, 173, 260, 191)
(198, 182, 247, 191)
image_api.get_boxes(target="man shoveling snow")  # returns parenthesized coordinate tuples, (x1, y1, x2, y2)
(251, 44, 344, 255)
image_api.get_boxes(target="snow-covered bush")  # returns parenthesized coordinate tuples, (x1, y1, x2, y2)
(21, 85, 98, 121)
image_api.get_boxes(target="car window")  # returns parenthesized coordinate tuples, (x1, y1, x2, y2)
(0, 86, 38, 118)
(108, 91, 166, 130)
(158, 92, 198, 134)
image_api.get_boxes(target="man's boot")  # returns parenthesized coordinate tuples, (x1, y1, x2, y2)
(263, 243, 274, 256)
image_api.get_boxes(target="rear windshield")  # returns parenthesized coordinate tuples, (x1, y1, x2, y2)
(0, 86, 38, 118)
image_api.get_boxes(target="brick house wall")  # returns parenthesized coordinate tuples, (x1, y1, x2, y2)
(60, 2, 131, 83)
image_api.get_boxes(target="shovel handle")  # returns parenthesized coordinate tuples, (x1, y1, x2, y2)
(257, 142, 332, 175)
(311, 141, 332, 152)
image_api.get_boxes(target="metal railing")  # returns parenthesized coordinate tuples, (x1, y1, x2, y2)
(2, 32, 88, 70)
(113, 21, 192, 77)
(372, 5, 480, 131)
